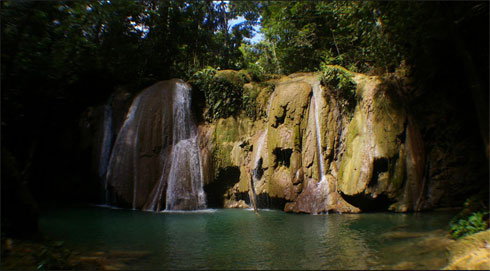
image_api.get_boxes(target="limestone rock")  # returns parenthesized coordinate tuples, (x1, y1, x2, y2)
(445, 230, 490, 270)
(198, 124, 215, 186)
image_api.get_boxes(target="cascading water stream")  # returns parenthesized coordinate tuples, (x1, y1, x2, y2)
(311, 82, 331, 213)
(99, 96, 113, 180)
(253, 132, 267, 169)
(105, 80, 206, 211)
(312, 83, 327, 184)
(165, 82, 206, 210)
(99, 96, 114, 204)
(105, 94, 142, 205)
(249, 93, 275, 212)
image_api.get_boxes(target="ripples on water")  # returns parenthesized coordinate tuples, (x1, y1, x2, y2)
(40, 205, 455, 270)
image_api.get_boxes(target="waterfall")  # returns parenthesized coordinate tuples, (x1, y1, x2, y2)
(99, 95, 113, 179)
(105, 80, 206, 211)
(249, 93, 275, 211)
(312, 83, 327, 184)
(254, 93, 275, 171)
(165, 82, 206, 210)
(312, 82, 331, 214)
(253, 131, 267, 169)
(105, 93, 142, 205)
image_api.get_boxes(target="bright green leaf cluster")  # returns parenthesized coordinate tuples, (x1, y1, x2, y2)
(450, 211, 489, 239)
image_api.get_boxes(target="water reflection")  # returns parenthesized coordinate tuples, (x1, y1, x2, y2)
(40, 206, 455, 270)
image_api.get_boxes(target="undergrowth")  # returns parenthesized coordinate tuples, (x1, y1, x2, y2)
(319, 64, 357, 117)
(190, 67, 243, 121)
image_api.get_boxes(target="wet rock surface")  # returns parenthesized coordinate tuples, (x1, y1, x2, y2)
(207, 70, 427, 213)
(85, 67, 488, 214)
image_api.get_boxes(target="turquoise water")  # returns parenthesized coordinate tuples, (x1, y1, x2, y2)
(39, 205, 455, 270)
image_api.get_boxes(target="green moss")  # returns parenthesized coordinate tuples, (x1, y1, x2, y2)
(344, 109, 361, 157)
(390, 147, 406, 191)
(337, 108, 367, 195)
(238, 167, 250, 193)
(211, 117, 241, 169)
(216, 120, 238, 142)
(212, 144, 233, 169)
(237, 70, 252, 83)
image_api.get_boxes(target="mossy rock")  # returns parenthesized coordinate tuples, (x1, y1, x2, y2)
(268, 167, 293, 199)
(238, 166, 251, 193)
(267, 80, 312, 152)
(371, 86, 406, 157)
(216, 70, 247, 86)
(214, 117, 240, 143)
(337, 107, 368, 195)
(338, 74, 407, 198)
(268, 81, 312, 127)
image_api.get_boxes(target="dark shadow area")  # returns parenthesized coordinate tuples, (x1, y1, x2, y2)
(252, 158, 264, 180)
(204, 166, 240, 208)
(233, 192, 286, 210)
(272, 105, 287, 128)
(369, 158, 389, 188)
(272, 148, 292, 168)
(190, 82, 206, 124)
(257, 193, 286, 210)
(340, 192, 395, 212)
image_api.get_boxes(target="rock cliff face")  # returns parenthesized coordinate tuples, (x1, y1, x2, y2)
(86, 67, 487, 213)
(202, 70, 423, 213)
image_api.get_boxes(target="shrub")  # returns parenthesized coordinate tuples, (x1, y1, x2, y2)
(242, 85, 260, 120)
(247, 63, 266, 82)
(190, 67, 243, 121)
(319, 64, 357, 117)
(450, 211, 489, 239)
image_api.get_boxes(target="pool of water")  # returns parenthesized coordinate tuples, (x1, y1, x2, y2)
(39, 205, 455, 270)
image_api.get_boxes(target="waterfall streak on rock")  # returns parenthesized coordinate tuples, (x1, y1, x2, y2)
(165, 82, 205, 210)
(105, 94, 142, 201)
(250, 93, 275, 212)
(105, 80, 206, 211)
(312, 83, 327, 184)
(99, 97, 113, 179)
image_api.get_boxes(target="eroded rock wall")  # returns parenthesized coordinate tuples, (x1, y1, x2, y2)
(203, 69, 430, 213)
(86, 67, 487, 213)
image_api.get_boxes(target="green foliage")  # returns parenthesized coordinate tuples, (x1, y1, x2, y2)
(246, 63, 266, 82)
(245, 1, 402, 75)
(242, 85, 260, 120)
(450, 211, 489, 239)
(190, 67, 244, 121)
(191, 66, 264, 120)
(261, 81, 276, 94)
(320, 64, 357, 116)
